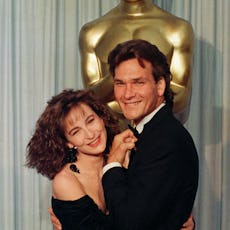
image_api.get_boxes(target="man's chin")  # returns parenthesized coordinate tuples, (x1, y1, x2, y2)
(123, 112, 138, 121)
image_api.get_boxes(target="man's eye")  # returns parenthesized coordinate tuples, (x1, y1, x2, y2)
(115, 82, 124, 86)
(135, 81, 144, 85)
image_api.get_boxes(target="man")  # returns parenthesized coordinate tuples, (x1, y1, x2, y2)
(102, 39, 198, 229)
(49, 40, 198, 229)
(79, 0, 194, 124)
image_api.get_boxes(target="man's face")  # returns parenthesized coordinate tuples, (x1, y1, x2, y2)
(113, 58, 165, 124)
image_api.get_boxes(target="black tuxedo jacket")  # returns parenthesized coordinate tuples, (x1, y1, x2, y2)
(102, 105, 199, 230)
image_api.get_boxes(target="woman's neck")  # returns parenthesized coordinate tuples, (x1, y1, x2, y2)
(74, 153, 105, 176)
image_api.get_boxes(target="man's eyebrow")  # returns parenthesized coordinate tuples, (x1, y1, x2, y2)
(133, 77, 144, 81)
(114, 78, 124, 82)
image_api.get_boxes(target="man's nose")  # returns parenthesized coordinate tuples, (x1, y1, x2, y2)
(124, 84, 135, 98)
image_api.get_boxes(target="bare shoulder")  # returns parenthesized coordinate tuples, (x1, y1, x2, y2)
(52, 167, 86, 201)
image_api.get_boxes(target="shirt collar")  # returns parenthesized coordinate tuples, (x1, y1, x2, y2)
(134, 102, 166, 134)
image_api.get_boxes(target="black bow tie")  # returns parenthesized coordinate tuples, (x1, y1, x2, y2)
(128, 124, 139, 138)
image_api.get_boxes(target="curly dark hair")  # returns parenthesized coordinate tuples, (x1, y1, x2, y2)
(26, 89, 120, 180)
(108, 39, 174, 107)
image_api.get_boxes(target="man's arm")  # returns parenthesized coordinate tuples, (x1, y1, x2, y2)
(47, 208, 195, 230)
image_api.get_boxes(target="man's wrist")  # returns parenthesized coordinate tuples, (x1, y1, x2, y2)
(102, 162, 122, 175)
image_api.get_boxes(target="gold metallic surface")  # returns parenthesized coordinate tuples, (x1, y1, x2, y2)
(79, 0, 194, 124)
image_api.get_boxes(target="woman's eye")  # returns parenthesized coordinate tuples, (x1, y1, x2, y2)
(71, 130, 79, 135)
(88, 118, 95, 123)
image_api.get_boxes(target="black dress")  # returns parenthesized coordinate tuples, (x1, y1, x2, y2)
(52, 195, 114, 230)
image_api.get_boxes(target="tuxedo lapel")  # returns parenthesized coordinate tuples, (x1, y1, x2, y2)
(142, 104, 173, 134)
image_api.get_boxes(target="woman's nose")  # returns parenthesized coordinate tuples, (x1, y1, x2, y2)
(84, 127, 94, 139)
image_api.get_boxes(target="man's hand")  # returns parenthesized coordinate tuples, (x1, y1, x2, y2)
(48, 207, 62, 230)
(181, 215, 195, 230)
(107, 129, 137, 165)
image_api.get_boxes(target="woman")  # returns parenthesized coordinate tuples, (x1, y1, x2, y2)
(26, 89, 136, 230)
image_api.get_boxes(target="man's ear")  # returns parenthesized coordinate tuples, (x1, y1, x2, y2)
(157, 77, 166, 96)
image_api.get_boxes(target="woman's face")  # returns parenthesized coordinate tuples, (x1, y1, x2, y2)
(64, 103, 107, 156)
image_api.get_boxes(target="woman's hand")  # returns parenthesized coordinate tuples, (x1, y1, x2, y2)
(122, 149, 131, 169)
(181, 214, 195, 230)
(48, 207, 62, 230)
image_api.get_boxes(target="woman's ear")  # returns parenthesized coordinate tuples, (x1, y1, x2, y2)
(67, 142, 74, 148)
(157, 77, 166, 96)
